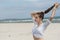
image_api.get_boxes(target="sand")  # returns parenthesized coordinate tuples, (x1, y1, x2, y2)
(0, 23, 60, 40)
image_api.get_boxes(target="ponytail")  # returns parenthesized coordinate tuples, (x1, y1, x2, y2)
(44, 4, 55, 14)
(32, 4, 55, 20)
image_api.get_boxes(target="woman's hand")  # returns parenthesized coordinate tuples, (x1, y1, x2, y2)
(54, 2, 59, 8)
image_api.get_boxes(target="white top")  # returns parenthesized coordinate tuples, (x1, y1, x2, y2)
(32, 18, 51, 38)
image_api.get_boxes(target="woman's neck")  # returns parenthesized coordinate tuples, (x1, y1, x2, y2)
(38, 21, 42, 27)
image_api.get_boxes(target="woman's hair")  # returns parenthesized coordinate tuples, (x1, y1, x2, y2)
(36, 4, 55, 20)
(36, 12, 44, 20)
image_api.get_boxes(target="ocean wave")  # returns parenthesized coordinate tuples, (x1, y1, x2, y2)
(0, 18, 60, 23)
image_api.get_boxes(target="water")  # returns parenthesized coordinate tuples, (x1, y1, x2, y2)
(0, 17, 60, 23)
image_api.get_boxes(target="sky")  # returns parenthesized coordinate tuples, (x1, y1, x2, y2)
(0, 0, 60, 19)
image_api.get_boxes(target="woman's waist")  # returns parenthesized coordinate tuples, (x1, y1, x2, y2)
(33, 33, 44, 38)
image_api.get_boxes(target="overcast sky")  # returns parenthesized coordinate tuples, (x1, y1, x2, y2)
(0, 0, 60, 19)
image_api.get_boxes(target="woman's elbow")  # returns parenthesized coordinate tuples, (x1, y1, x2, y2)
(49, 17, 54, 21)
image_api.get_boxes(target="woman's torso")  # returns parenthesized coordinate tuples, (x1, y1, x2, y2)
(32, 19, 51, 38)
(32, 23, 45, 38)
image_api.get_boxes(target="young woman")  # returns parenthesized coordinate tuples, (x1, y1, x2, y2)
(31, 3, 59, 40)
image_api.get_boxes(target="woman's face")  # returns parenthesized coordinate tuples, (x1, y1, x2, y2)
(33, 14, 42, 23)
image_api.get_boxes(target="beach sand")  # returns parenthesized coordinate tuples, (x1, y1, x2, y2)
(0, 23, 60, 40)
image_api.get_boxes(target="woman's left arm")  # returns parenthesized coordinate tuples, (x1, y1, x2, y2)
(43, 3, 59, 29)
(49, 3, 59, 21)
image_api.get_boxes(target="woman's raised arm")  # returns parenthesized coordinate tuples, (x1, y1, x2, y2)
(49, 3, 59, 21)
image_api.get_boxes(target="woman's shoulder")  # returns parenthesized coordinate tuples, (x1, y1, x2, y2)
(44, 19, 51, 23)
(43, 19, 51, 26)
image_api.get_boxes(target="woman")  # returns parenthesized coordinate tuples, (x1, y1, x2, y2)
(31, 3, 59, 40)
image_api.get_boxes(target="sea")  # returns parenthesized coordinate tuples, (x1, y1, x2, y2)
(0, 17, 60, 23)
